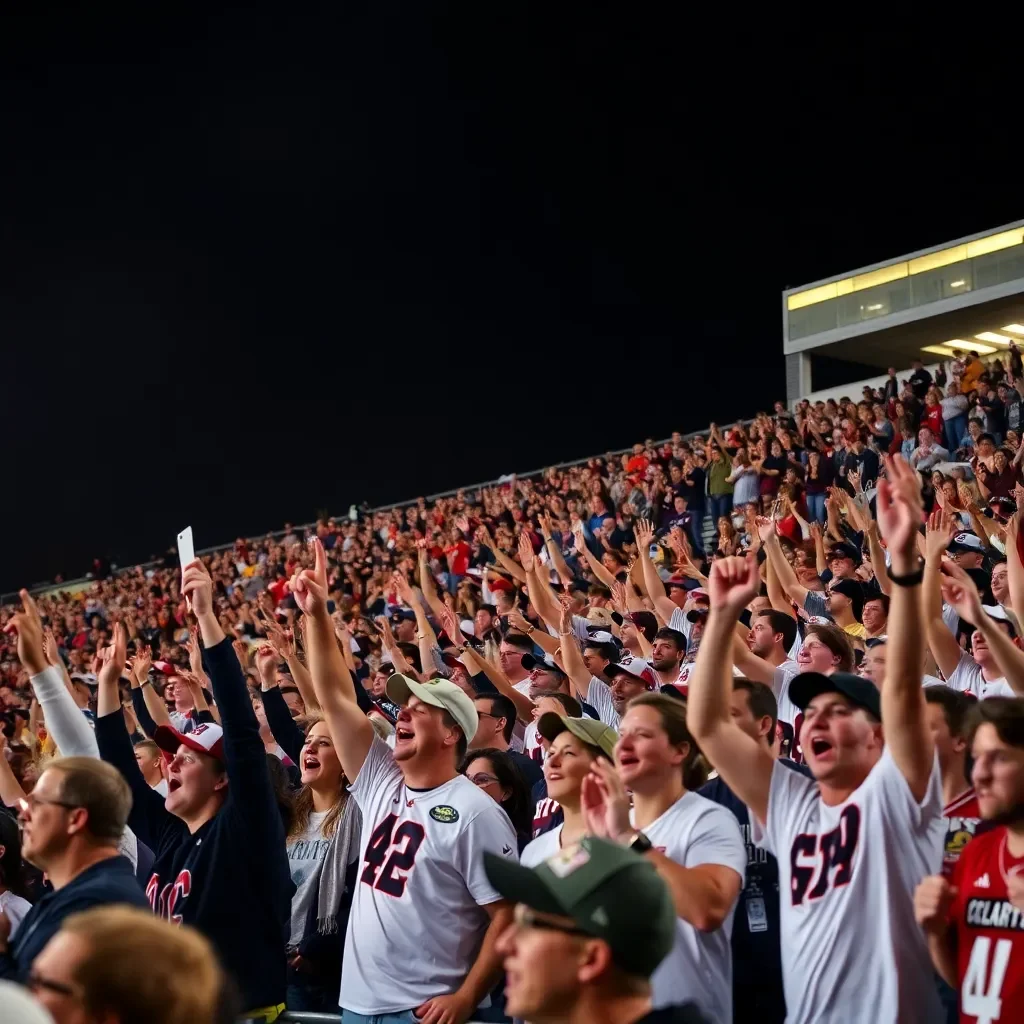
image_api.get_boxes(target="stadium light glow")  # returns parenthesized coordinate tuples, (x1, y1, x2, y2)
(975, 332, 1011, 345)
(1003, 324, 1024, 335)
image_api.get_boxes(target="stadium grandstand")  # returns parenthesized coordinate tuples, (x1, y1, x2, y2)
(4, 221, 1024, 1024)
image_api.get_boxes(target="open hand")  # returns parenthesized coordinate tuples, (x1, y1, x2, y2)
(581, 759, 632, 841)
(517, 532, 535, 573)
(939, 561, 985, 626)
(876, 455, 923, 564)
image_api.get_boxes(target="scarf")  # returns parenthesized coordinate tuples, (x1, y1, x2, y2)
(315, 795, 362, 935)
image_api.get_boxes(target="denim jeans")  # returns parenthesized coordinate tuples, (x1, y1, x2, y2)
(341, 1011, 420, 1024)
(944, 414, 967, 454)
(708, 493, 732, 525)
(806, 491, 826, 524)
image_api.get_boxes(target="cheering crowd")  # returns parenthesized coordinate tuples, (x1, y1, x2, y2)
(0, 350, 1024, 1023)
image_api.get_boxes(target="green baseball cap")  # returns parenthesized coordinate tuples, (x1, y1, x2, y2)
(536, 712, 618, 760)
(483, 835, 675, 977)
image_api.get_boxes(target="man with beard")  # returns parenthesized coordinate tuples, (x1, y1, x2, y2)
(649, 628, 686, 689)
(915, 697, 1024, 1020)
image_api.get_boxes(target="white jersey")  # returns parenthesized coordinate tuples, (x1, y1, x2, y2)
(945, 651, 1017, 699)
(341, 735, 518, 1014)
(520, 824, 563, 867)
(752, 747, 944, 1023)
(636, 791, 746, 1023)
(586, 676, 619, 729)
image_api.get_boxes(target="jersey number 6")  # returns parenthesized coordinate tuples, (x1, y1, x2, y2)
(361, 813, 426, 898)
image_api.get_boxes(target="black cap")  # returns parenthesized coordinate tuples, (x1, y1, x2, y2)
(521, 652, 566, 676)
(789, 671, 881, 720)
(827, 542, 862, 566)
(829, 579, 865, 619)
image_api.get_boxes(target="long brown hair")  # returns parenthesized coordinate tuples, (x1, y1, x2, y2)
(287, 715, 348, 842)
(627, 692, 708, 790)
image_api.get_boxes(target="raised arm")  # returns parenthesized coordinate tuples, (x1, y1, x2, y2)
(557, 601, 594, 704)
(762, 529, 809, 609)
(940, 561, 1024, 697)
(182, 560, 287, 848)
(263, 615, 319, 712)
(1007, 515, 1024, 620)
(686, 555, 774, 824)
(538, 512, 574, 587)
(292, 538, 375, 781)
(634, 517, 677, 623)
(416, 540, 448, 623)
(922, 510, 962, 678)
(254, 645, 305, 765)
(864, 521, 891, 596)
(572, 523, 618, 590)
(876, 455, 934, 802)
(459, 644, 535, 722)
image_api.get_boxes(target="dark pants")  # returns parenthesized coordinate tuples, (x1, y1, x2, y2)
(287, 978, 339, 1014)
(708, 493, 733, 524)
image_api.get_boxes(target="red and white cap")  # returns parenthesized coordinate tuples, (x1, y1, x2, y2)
(153, 722, 225, 761)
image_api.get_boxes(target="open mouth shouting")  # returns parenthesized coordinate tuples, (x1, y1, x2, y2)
(168, 777, 183, 793)
(808, 736, 834, 759)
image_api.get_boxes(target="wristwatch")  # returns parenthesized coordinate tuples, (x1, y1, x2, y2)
(625, 831, 653, 855)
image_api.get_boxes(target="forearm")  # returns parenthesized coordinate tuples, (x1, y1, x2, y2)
(461, 649, 534, 721)
(490, 547, 527, 583)
(458, 905, 514, 1007)
(141, 678, 172, 728)
(544, 537, 574, 586)
(261, 685, 305, 764)
(0, 751, 27, 809)
(978, 618, 1024, 696)
(31, 666, 100, 757)
(926, 929, 958, 988)
(284, 653, 319, 712)
(418, 554, 447, 621)
(866, 529, 891, 596)
(644, 852, 736, 932)
(580, 544, 617, 589)
(559, 631, 592, 702)
(765, 535, 805, 604)
(764, 555, 795, 618)
(1009, 528, 1024, 617)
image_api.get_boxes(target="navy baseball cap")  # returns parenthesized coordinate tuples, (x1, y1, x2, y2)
(789, 671, 881, 721)
(828, 542, 862, 566)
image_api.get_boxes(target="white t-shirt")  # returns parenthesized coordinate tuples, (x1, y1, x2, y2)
(636, 791, 746, 1023)
(751, 747, 944, 1023)
(522, 721, 542, 762)
(586, 676, 619, 729)
(341, 736, 518, 1015)
(944, 651, 1017, 699)
(0, 891, 32, 938)
(520, 824, 563, 868)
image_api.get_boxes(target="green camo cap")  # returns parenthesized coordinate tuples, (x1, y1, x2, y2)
(536, 712, 618, 760)
(484, 835, 675, 978)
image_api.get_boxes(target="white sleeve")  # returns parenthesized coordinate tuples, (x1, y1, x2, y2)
(944, 653, 981, 694)
(453, 803, 519, 905)
(940, 602, 960, 638)
(753, 758, 819, 852)
(683, 804, 747, 887)
(30, 666, 99, 757)
(667, 607, 691, 641)
(586, 677, 617, 727)
(571, 616, 590, 643)
(866, 746, 943, 832)
(347, 734, 403, 806)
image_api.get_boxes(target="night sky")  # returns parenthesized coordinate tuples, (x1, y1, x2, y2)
(0, 7, 1018, 590)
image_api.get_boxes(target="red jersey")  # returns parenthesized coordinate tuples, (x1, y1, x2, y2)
(950, 826, 1024, 1023)
(943, 788, 983, 879)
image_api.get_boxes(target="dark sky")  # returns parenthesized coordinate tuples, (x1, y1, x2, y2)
(0, 6, 1019, 590)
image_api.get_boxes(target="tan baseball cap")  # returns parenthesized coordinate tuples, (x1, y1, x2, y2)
(385, 673, 479, 742)
(537, 712, 618, 759)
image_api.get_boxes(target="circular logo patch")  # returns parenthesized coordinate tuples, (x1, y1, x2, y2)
(429, 805, 460, 824)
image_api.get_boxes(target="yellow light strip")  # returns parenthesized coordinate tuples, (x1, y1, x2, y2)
(788, 226, 1024, 311)
(1003, 324, 1024, 335)
(976, 332, 1012, 345)
(923, 342, 998, 357)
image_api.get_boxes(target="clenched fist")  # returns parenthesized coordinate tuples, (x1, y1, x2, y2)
(914, 875, 955, 935)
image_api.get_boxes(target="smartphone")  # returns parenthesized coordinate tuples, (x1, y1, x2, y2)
(177, 526, 195, 568)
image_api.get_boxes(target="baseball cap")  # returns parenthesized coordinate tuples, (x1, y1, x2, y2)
(948, 533, 985, 554)
(665, 575, 689, 590)
(829, 578, 865, 618)
(827, 542, 862, 566)
(153, 721, 225, 761)
(607, 660, 653, 687)
(385, 673, 479, 743)
(483, 835, 675, 978)
(521, 652, 566, 676)
(537, 713, 618, 759)
(488, 577, 515, 594)
(789, 671, 882, 721)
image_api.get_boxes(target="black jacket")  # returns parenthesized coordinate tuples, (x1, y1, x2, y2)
(96, 636, 294, 1011)
(0, 855, 148, 981)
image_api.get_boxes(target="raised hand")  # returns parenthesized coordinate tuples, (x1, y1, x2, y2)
(97, 621, 128, 690)
(939, 561, 985, 626)
(925, 507, 957, 563)
(517, 532, 535, 573)
(232, 638, 250, 668)
(610, 581, 629, 616)
(132, 644, 152, 682)
(454, 515, 471, 535)
(391, 571, 417, 608)
(755, 516, 776, 545)
(42, 628, 61, 668)
(290, 538, 329, 618)
(181, 560, 214, 618)
(538, 511, 554, 540)
(255, 644, 279, 684)
(580, 760, 632, 841)
(506, 608, 532, 635)
(571, 521, 588, 554)
(436, 603, 464, 646)
(708, 555, 760, 616)
(876, 455, 923, 563)
(558, 596, 573, 637)
(634, 517, 655, 551)
(185, 626, 204, 675)
(9, 590, 48, 677)
(375, 616, 397, 652)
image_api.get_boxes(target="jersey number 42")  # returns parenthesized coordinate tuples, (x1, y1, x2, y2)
(361, 813, 426, 898)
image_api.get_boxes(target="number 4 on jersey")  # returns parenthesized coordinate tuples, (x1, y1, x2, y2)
(962, 936, 1013, 1024)
(361, 813, 426, 897)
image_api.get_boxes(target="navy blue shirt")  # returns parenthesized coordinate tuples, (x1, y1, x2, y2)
(0, 855, 148, 981)
(699, 759, 812, 1024)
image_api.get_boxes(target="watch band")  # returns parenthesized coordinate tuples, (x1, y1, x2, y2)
(626, 831, 653, 855)
(888, 560, 925, 587)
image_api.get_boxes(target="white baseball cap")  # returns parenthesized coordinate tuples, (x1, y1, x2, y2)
(385, 674, 479, 743)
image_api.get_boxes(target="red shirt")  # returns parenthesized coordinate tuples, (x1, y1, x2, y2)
(923, 404, 944, 437)
(950, 826, 1024, 1022)
(943, 788, 983, 880)
(445, 541, 470, 576)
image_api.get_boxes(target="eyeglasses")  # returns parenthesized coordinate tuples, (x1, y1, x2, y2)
(26, 971, 80, 998)
(514, 904, 594, 938)
(467, 772, 501, 787)
(18, 794, 79, 814)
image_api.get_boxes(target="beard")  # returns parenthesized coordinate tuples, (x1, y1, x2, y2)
(652, 656, 678, 673)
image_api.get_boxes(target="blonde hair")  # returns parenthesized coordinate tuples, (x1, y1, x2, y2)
(60, 906, 224, 1024)
(287, 715, 348, 842)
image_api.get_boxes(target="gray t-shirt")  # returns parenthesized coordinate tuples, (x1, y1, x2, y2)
(287, 809, 331, 946)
